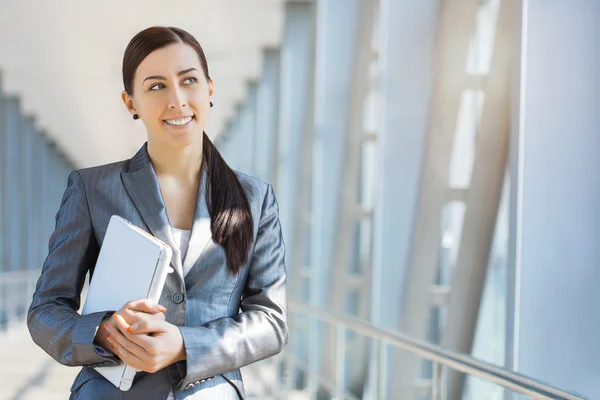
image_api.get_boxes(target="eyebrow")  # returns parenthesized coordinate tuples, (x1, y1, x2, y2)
(143, 68, 199, 83)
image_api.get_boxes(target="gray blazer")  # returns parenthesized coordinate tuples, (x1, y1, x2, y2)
(27, 143, 288, 399)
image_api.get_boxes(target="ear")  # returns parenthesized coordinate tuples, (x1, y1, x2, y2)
(121, 90, 136, 116)
(208, 79, 214, 98)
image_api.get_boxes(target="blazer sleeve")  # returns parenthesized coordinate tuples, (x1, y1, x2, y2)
(171, 184, 288, 390)
(27, 170, 120, 368)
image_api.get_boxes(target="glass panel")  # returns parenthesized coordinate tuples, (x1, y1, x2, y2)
(463, 373, 521, 400)
(470, 175, 510, 367)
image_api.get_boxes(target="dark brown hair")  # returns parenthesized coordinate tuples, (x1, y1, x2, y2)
(122, 26, 254, 274)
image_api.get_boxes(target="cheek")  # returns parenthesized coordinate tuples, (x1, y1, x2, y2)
(189, 91, 209, 107)
(140, 101, 166, 124)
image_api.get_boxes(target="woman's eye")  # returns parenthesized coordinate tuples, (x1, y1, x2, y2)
(149, 83, 164, 91)
(184, 77, 198, 85)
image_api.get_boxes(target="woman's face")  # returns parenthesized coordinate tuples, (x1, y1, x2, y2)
(122, 43, 213, 148)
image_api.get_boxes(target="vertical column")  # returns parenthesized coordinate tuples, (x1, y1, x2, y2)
(0, 89, 6, 329)
(51, 144, 71, 220)
(37, 133, 50, 274)
(276, 0, 315, 276)
(371, 0, 439, 395)
(22, 116, 35, 270)
(254, 48, 281, 185)
(29, 123, 43, 296)
(239, 81, 258, 175)
(18, 115, 35, 316)
(3, 97, 23, 327)
(508, 1, 600, 398)
(276, 1, 316, 393)
(371, 0, 437, 330)
(215, 120, 233, 162)
(227, 105, 243, 171)
(442, 0, 514, 396)
(325, 0, 377, 394)
(40, 135, 57, 266)
(224, 120, 236, 163)
(308, 0, 361, 394)
(310, 0, 360, 308)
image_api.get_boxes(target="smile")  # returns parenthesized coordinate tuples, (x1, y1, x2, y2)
(163, 116, 194, 126)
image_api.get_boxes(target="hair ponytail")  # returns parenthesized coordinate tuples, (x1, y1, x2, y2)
(202, 132, 254, 274)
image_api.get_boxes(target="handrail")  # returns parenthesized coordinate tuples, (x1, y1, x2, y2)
(289, 301, 587, 400)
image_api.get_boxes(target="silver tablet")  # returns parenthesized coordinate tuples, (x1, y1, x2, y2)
(81, 215, 173, 391)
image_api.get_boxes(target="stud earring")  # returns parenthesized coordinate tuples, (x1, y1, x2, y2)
(210, 102, 214, 108)
(133, 113, 139, 120)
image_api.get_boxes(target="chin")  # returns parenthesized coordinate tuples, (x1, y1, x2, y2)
(164, 130, 203, 149)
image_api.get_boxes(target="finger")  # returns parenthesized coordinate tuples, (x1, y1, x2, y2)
(112, 313, 157, 350)
(126, 299, 166, 314)
(149, 311, 166, 321)
(128, 319, 169, 335)
(106, 324, 163, 374)
(113, 313, 132, 336)
(131, 309, 166, 322)
(105, 323, 148, 361)
(118, 308, 140, 325)
(118, 309, 166, 327)
(106, 335, 145, 370)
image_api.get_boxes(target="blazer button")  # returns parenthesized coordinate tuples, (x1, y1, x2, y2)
(171, 292, 184, 304)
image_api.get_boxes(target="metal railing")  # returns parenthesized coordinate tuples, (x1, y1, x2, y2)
(282, 301, 587, 400)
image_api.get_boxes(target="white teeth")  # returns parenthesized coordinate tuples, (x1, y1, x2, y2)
(164, 117, 193, 126)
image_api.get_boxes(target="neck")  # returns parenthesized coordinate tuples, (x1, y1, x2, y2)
(147, 139, 203, 182)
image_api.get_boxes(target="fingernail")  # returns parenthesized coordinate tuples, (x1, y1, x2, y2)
(103, 324, 109, 330)
(126, 326, 133, 333)
(106, 336, 111, 341)
(129, 323, 138, 332)
(158, 306, 167, 312)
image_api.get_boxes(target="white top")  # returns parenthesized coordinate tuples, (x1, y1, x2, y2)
(167, 227, 191, 400)
(171, 227, 192, 275)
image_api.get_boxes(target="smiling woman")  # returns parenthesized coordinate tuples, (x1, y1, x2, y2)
(27, 26, 288, 400)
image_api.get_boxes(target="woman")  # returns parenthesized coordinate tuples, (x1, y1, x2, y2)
(27, 26, 288, 399)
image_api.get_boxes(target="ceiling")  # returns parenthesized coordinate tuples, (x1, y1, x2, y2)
(0, 0, 284, 167)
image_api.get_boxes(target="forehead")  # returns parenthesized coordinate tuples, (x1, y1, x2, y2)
(135, 43, 202, 79)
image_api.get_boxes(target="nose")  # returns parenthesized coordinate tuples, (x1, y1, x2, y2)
(168, 86, 187, 110)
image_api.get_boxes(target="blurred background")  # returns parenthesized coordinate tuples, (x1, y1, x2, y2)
(0, 0, 599, 399)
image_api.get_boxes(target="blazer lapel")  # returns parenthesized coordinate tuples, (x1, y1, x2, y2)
(182, 165, 213, 276)
(120, 143, 184, 280)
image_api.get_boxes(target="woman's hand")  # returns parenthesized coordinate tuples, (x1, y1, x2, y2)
(94, 299, 166, 355)
(104, 313, 186, 373)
